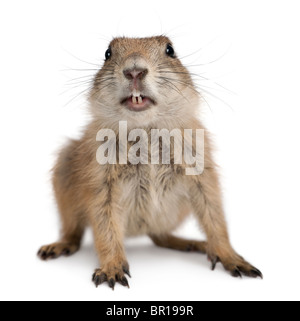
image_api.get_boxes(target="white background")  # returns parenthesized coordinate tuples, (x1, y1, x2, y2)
(1, 0, 300, 301)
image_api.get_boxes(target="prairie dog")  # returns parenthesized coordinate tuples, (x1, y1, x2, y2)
(38, 36, 262, 289)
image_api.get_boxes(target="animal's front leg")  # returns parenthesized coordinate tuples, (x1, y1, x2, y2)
(189, 168, 262, 278)
(91, 218, 130, 290)
(89, 175, 131, 290)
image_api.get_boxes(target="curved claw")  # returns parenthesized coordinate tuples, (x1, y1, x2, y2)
(108, 278, 116, 290)
(120, 276, 130, 288)
(93, 271, 108, 288)
(249, 268, 263, 279)
(231, 268, 242, 278)
(211, 257, 220, 271)
(123, 266, 131, 278)
(38, 250, 47, 260)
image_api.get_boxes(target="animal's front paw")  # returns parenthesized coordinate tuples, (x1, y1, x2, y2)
(208, 251, 263, 279)
(92, 261, 131, 290)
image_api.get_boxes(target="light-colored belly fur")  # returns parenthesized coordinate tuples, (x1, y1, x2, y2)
(119, 165, 191, 236)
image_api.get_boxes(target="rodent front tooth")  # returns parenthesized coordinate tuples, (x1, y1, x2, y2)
(132, 96, 137, 104)
(138, 96, 143, 104)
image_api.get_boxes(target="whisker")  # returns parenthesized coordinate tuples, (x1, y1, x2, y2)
(92, 82, 118, 101)
(113, 61, 120, 67)
(62, 49, 102, 67)
(60, 68, 100, 72)
(60, 81, 94, 94)
(157, 77, 190, 103)
(64, 78, 95, 86)
(161, 70, 235, 95)
(159, 76, 200, 95)
(63, 86, 92, 107)
(157, 77, 183, 96)
(199, 93, 213, 113)
(94, 77, 116, 87)
(65, 74, 96, 82)
(178, 47, 205, 60)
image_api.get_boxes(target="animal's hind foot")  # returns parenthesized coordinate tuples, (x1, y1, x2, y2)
(208, 251, 263, 279)
(150, 234, 207, 254)
(37, 242, 80, 261)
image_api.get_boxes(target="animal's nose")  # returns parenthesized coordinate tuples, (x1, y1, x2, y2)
(123, 68, 148, 81)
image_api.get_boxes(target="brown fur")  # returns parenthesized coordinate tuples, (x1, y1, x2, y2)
(38, 36, 262, 288)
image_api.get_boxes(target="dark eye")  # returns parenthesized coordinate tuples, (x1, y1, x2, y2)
(166, 44, 176, 58)
(105, 48, 112, 61)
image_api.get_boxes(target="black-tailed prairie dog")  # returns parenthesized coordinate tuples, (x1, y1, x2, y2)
(38, 36, 262, 289)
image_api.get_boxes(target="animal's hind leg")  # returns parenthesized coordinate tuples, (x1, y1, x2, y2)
(149, 234, 207, 254)
(37, 200, 85, 260)
(38, 140, 86, 261)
